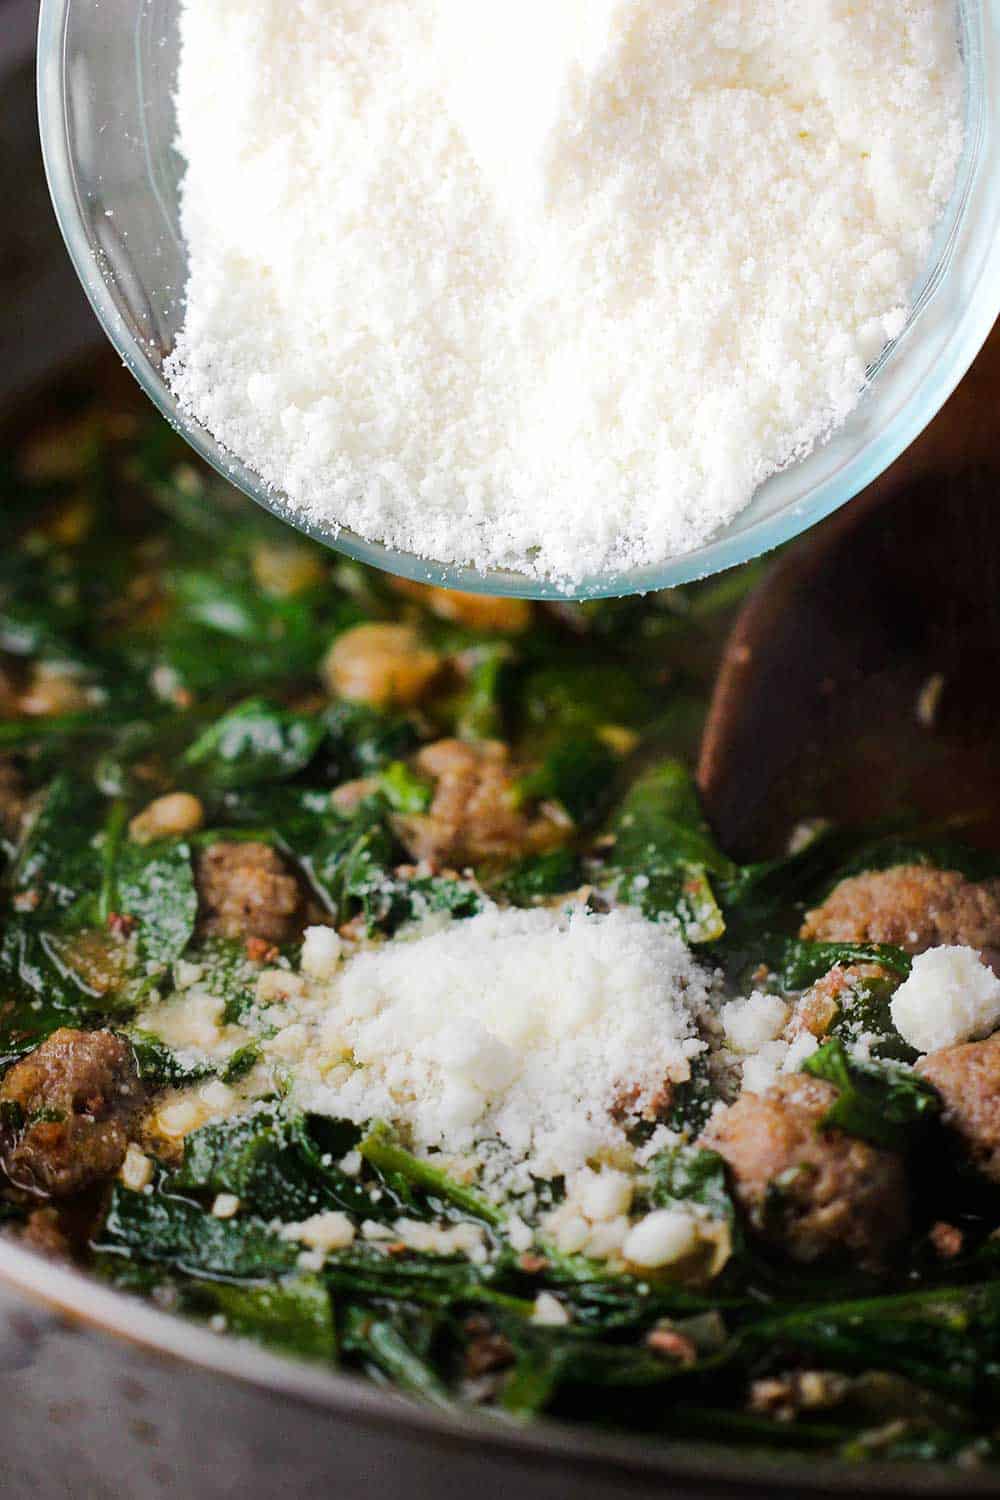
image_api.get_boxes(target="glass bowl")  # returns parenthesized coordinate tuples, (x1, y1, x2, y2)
(38, 0, 1000, 600)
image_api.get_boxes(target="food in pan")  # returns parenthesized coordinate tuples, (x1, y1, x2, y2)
(2, 388, 1000, 1466)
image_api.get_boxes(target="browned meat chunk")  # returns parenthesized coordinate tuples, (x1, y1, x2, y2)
(918, 1032, 1000, 1182)
(323, 623, 442, 709)
(20, 1207, 71, 1259)
(463, 1315, 515, 1378)
(701, 1075, 908, 1267)
(195, 841, 303, 945)
(0, 757, 27, 839)
(0, 664, 20, 717)
(0, 1029, 143, 1197)
(800, 865, 1000, 966)
(396, 739, 565, 867)
(787, 962, 896, 1041)
(19, 663, 93, 717)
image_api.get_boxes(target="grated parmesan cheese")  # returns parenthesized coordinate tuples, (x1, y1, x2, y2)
(269, 903, 711, 1188)
(890, 946, 1000, 1054)
(721, 992, 789, 1054)
(166, 0, 963, 585)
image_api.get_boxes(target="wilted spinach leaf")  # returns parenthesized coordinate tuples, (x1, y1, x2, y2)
(127, 1031, 214, 1088)
(97, 1185, 299, 1279)
(186, 1274, 336, 1361)
(360, 1121, 502, 1227)
(173, 1106, 376, 1221)
(183, 698, 326, 787)
(115, 838, 197, 969)
(496, 848, 583, 905)
(321, 701, 419, 779)
(455, 643, 514, 741)
(647, 1143, 738, 1230)
(802, 1039, 941, 1151)
(374, 761, 432, 814)
(608, 762, 731, 945)
(518, 734, 618, 826)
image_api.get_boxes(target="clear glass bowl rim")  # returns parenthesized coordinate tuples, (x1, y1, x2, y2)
(37, 0, 1000, 600)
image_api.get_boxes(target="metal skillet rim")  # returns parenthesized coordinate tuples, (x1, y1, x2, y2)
(0, 1235, 993, 1498)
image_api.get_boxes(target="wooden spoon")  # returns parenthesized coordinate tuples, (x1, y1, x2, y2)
(698, 457, 1000, 860)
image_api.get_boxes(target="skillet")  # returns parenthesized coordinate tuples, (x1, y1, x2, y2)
(1, 8, 1000, 1494)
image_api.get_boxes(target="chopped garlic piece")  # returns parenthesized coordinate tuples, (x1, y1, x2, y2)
(280, 1211, 356, 1252)
(531, 1292, 571, 1327)
(155, 1098, 205, 1138)
(622, 1209, 699, 1269)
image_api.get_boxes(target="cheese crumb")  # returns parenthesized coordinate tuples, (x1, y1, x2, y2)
(586, 1217, 630, 1259)
(211, 1193, 241, 1219)
(890, 946, 1000, 1054)
(199, 1080, 235, 1113)
(256, 969, 306, 1004)
(139, 988, 226, 1055)
(741, 1040, 790, 1095)
(280, 1210, 356, 1252)
(507, 1214, 533, 1253)
(155, 1098, 205, 1139)
(301, 925, 343, 980)
(119, 1143, 153, 1192)
(392, 1218, 488, 1263)
(578, 1168, 633, 1223)
(782, 1031, 820, 1073)
(555, 1214, 591, 1255)
(721, 993, 790, 1054)
(283, 904, 710, 1187)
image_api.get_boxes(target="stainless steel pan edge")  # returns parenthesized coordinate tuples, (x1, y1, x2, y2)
(0, 1235, 992, 1500)
(0, 4, 993, 1495)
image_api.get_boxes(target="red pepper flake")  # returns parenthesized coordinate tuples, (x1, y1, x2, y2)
(929, 1220, 964, 1259)
(517, 1252, 548, 1274)
(646, 1327, 697, 1365)
(245, 937, 279, 964)
(464, 1328, 515, 1377)
(107, 912, 138, 937)
(385, 1241, 409, 1257)
(13, 889, 41, 913)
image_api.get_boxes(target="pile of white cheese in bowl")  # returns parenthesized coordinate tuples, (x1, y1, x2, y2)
(166, 0, 964, 585)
